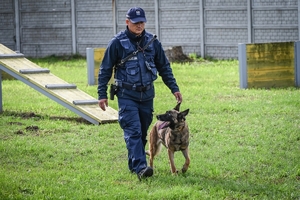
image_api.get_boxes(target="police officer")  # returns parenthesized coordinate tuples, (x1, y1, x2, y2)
(98, 7, 182, 180)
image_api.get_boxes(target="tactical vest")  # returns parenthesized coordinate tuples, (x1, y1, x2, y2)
(114, 31, 158, 88)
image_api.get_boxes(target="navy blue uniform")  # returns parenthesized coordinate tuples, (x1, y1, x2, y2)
(98, 27, 180, 174)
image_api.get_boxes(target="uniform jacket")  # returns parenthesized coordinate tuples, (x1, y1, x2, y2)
(98, 27, 179, 101)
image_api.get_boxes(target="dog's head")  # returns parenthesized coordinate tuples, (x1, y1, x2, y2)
(157, 103, 189, 129)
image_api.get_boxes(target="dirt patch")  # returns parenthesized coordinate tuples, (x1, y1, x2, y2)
(25, 125, 39, 132)
(14, 126, 39, 135)
(21, 112, 42, 119)
(15, 130, 24, 135)
(4, 111, 90, 124)
(8, 122, 23, 126)
(165, 46, 192, 63)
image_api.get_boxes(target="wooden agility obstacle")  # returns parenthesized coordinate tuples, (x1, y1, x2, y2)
(0, 44, 118, 125)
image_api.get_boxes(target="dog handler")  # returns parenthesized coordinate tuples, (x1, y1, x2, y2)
(97, 7, 182, 180)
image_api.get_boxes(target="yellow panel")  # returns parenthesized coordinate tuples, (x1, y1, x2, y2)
(246, 42, 294, 53)
(94, 48, 105, 62)
(248, 68, 294, 80)
(248, 79, 295, 88)
(94, 48, 104, 85)
(246, 42, 295, 88)
(93, 48, 114, 85)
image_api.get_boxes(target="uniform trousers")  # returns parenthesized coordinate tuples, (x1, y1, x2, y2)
(117, 98, 153, 173)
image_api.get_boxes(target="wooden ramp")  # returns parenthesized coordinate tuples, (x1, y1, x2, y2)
(0, 44, 118, 125)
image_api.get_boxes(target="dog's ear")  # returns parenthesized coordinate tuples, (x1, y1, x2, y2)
(174, 103, 181, 111)
(181, 109, 189, 117)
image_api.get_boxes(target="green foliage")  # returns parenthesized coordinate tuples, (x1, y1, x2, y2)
(188, 53, 205, 62)
(0, 58, 299, 199)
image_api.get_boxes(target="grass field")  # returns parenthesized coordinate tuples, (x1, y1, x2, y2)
(0, 57, 299, 199)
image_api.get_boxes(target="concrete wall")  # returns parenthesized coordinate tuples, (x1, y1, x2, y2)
(0, 0, 15, 51)
(0, 0, 299, 59)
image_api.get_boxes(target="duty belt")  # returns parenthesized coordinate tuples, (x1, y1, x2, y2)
(120, 82, 153, 92)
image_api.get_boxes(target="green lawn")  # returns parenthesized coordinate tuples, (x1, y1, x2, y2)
(0, 57, 299, 199)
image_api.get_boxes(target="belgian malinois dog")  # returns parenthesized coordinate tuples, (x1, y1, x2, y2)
(146, 103, 190, 174)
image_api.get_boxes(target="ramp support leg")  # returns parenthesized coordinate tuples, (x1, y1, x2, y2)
(0, 68, 2, 113)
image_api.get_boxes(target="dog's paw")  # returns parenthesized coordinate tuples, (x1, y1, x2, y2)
(181, 168, 188, 173)
(171, 170, 179, 175)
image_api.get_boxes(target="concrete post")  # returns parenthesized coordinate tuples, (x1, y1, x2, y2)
(298, 1, 300, 40)
(14, 0, 20, 52)
(71, 0, 76, 54)
(112, 0, 117, 35)
(154, 0, 159, 38)
(247, 0, 252, 43)
(238, 43, 247, 89)
(86, 48, 95, 85)
(199, 0, 205, 58)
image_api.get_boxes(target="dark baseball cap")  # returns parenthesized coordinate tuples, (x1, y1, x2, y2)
(126, 7, 147, 23)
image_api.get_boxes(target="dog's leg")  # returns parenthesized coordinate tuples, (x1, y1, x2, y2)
(167, 149, 178, 174)
(148, 128, 155, 168)
(181, 147, 190, 173)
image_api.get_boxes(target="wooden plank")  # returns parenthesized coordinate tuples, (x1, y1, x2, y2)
(22, 73, 71, 86)
(0, 56, 46, 72)
(77, 104, 118, 122)
(48, 89, 96, 102)
(0, 44, 19, 54)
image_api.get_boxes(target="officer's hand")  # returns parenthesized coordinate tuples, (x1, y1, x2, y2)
(173, 92, 182, 103)
(98, 99, 108, 111)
